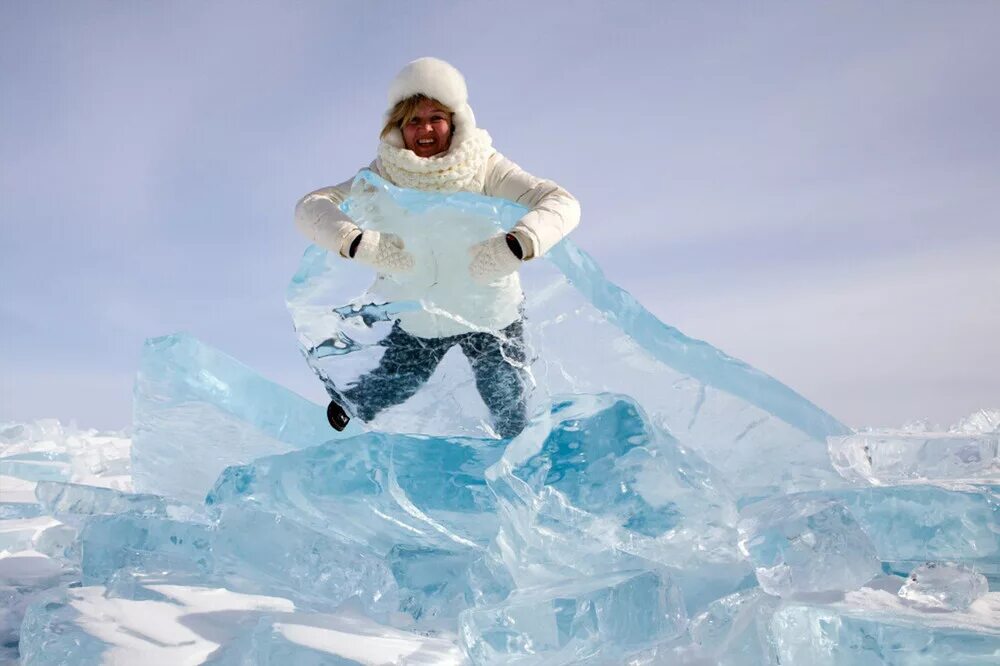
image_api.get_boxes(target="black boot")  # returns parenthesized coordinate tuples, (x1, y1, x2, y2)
(326, 399, 351, 431)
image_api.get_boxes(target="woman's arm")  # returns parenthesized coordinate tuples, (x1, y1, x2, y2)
(293, 161, 379, 257)
(482, 153, 581, 259)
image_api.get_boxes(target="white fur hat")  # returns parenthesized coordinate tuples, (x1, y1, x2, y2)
(382, 57, 478, 149)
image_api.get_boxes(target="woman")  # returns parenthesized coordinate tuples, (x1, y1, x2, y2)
(295, 57, 580, 438)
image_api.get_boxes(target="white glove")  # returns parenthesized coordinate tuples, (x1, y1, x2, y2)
(468, 233, 523, 284)
(352, 230, 414, 273)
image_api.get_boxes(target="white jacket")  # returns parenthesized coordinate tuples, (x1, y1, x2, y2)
(294, 152, 580, 337)
(295, 152, 579, 261)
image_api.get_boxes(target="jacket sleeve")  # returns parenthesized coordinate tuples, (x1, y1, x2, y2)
(293, 162, 377, 257)
(482, 152, 581, 259)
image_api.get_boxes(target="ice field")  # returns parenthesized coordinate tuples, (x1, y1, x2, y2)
(1, 175, 997, 664)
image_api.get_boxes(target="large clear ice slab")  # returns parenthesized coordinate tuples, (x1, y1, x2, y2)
(458, 569, 686, 665)
(737, 495, 882, 597)
(205, 431, 514, 629)
(687, 587, 779, 665)
(78, 507, 397, 616)
(287, 171, 849, 499)
(206, 432, 506, 555)
(741, 485, 1000, 578)
(834, 485, 1000, 575)
(132, 333, 342, 504)
(34, 481, 168, 522)
(829, 409, 999, 486)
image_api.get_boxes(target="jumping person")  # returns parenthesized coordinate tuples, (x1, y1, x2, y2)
(294, 57, 580, 438)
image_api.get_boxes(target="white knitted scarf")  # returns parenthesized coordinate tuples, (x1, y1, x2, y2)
(377, 128, 493, 193)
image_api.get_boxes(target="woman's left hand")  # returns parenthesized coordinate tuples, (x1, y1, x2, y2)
(468, 233, 523, 284)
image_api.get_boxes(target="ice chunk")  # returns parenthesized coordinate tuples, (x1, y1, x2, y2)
(207, 433, 506, 555)
(388, 545, 511, 630)
(955, 408, 1000, 435)
(0, 452, 70, 483)
(770, 587, 1000, 665)
(459, 569, 687, 665)
(287, 171, 849, 498)
(78, 508, 397, 615)
(80, 514, 216, 584)
(205, 432, 511, 627)
(0, 419, 131, 490)
(34, 481, 167, 520)
(0, 551, 74, 660)
(832, 485, 1000, 575)
(132, 333, 344, 504)
(501, 394, 737, 540)
(741, 485, 1000, 578)
(19, 596, 107, 665)
(898, 562, 989, 610)
(688, 587, 779, 665)
(212, 505, 398, 615)
(486, 393, 747, 608)
(0, 500, 45, 520)
(829, 429, 999, 486)
(737, 495, 881, 597)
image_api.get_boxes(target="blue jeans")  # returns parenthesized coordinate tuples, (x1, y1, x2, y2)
(327, 319, 531, 438)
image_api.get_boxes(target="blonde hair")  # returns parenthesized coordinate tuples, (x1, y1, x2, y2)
(380, 95, 455, 140)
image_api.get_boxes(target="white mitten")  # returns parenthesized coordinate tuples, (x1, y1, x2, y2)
(468, 233, 523, 284)
(353, 230, 414, 273)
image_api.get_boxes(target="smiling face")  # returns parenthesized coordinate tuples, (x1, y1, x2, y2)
(401, 99, 453, 158)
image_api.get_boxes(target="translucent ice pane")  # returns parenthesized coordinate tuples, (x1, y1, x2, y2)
(18, 596, 108, 666)
(79, 514, 216, 584)
(0, 452, 70, 483)
(78, 509, 396, 616)
(741, 485, 1000, 578)
(388, 545, 510, 630)
(212, 505, 398, 615)
(688, 587, 779, 665)
(34, 481, 167, 520)
(458, 570, 687, 665)
(829, 430, 999, 485)
(132, 333, 344, 504)
(206, 433, 506, 555)
(287, 171, 849, 498)
(737, 495, 882, 597)
(831, 485, 1000, 575)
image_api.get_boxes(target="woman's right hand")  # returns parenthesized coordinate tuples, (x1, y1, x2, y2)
(351, 230, 415, 273)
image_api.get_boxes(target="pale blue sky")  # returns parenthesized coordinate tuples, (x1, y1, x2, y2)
(2, 1, 998, 430)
